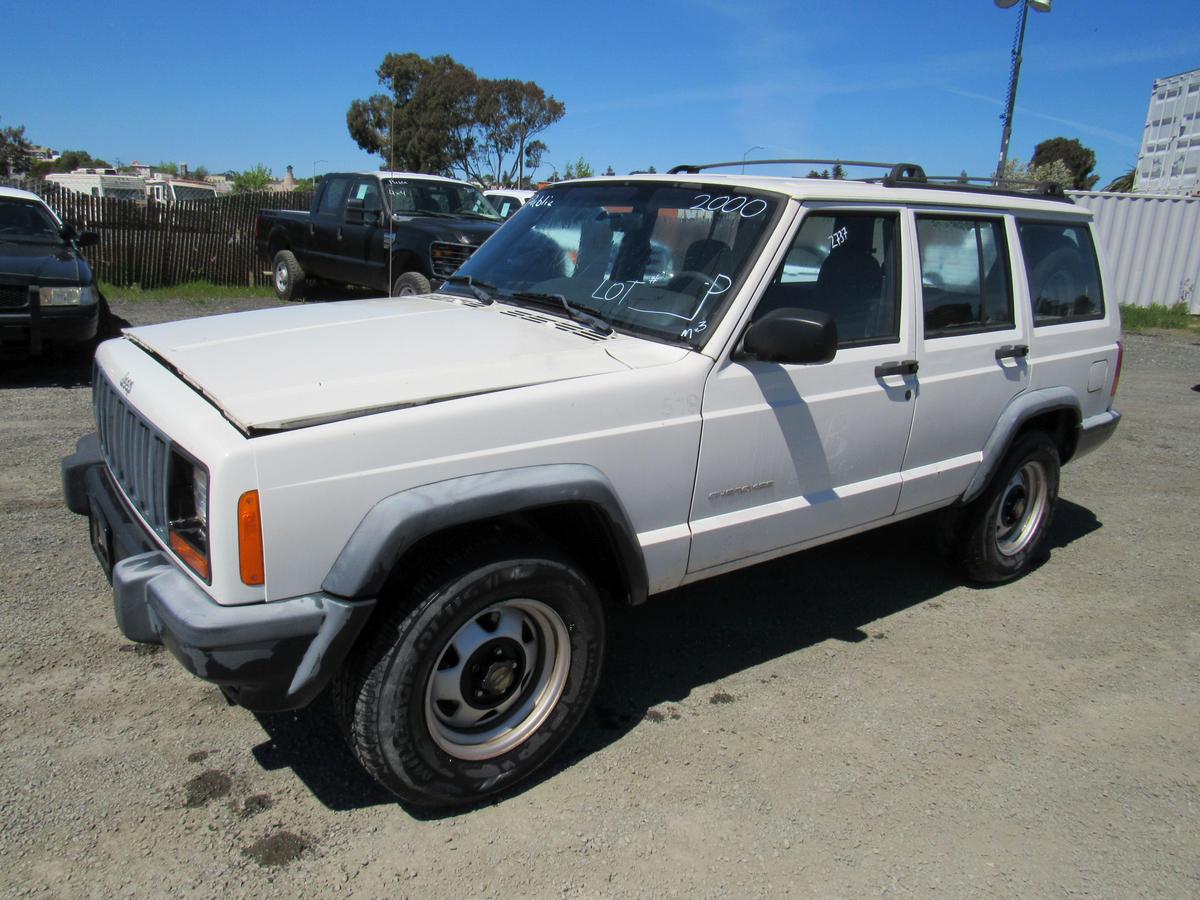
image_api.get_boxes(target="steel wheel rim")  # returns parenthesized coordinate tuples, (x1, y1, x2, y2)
(274, 261, 289, 293)
(995, 461, 1049, 557)
(395, 283, 417, 296)
(424, 598, 571, 761)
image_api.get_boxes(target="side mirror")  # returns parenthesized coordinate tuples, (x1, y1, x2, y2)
(59, 223, 78, 242)
(345, 197, 365, 222)
(741, 308, 838, 364)
(77, 230, 100, 248)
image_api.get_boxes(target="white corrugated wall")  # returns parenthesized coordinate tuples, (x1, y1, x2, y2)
(1069, 191, 1200, 313)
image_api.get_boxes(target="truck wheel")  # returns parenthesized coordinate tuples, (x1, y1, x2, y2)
(334, 537, 605, 808)
(950, 430, 1060, 584)
(272, 250, 305, 302)
(391, 272, 431, 296)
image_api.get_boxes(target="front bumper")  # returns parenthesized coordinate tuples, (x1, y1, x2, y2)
(0, 290, 99, 356)
(62, 434, 376, 712)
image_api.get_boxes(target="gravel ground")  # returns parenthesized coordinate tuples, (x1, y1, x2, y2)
(1, 296, 1197, 898)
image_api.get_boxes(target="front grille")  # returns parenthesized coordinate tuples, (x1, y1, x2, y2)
(93, 369, 170, 537)
(430, 242, 478, 279)
(0, 284, 30, 309)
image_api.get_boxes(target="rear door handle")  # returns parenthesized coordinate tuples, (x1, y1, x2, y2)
(874, 359, 919, 378)
(995, 344, 1029, 361)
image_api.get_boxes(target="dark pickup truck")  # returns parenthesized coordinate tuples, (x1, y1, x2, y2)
(255, 171, 503, 301)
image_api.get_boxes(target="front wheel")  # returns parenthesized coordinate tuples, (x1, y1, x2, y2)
(334, 538, 605, 808)
(949, 430, 1060, 583)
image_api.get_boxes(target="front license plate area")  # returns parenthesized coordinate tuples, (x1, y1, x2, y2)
(89, 502, 114, 579)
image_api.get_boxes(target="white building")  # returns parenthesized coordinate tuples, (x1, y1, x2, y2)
(1136, 67, 1200, 196)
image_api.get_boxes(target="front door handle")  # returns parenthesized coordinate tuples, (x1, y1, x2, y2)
(995, 344, 1029, 361)
(874, 359, 919, 379)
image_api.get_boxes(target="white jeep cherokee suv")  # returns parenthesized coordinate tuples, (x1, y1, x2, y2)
(63, 160, 1122, 808)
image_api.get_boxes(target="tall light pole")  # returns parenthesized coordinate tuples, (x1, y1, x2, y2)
(994, 0, 1052, 184)
(742, 146, 764, 174)
(312, 159, 328, 185)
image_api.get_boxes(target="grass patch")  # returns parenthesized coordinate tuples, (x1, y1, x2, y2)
(101, 280, 276, 303)
(1120, 302, 1197, 333)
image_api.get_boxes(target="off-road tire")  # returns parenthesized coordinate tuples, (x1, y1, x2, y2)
(391, 271, 431, 297)
(333, 537, 605, 809)
(949, 430, 1060, 583)
(272, 250, 305, 302)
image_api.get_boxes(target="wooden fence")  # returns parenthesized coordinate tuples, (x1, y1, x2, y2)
(28, 186, 313, 289)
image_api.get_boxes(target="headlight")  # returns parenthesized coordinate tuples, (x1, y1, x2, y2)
(39, 285, 97, 306)
(167, 449, 210, 582)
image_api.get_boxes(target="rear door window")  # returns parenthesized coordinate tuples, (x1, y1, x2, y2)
(1017, 221, 1105, 325)
(916, 216, 1013, 336)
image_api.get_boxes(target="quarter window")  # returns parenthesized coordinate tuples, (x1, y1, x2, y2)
(916, 217, 1013, 336)
(1017, 221, 1105, 325)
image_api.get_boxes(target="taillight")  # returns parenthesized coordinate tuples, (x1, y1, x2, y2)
(1111, 341, 1123, 402)
(237, 490, 265, 586)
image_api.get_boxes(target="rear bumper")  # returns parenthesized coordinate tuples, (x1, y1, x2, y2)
(1073, 408, 1121, 461)
(62, 434, 376, 712)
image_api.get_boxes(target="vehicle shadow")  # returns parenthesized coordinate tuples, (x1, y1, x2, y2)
(249, 499, 1101, 814)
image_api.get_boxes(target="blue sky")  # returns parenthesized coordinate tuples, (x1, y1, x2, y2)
(5, 0, 1197, 187)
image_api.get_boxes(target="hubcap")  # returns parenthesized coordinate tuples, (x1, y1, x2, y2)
(424, 599, 570, 761)
(995, 461, 1048, 557)
(274, 262, 288, 292)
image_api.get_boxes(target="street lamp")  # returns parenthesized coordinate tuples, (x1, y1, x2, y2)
(742, 146, 764, 174)
(312, 159, 328, 185)
(994, 0, 1052, 184)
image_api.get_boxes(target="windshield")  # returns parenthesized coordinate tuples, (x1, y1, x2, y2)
(0, 198, 62, 244)
(384, 178, 500, 221)
(450, 181, 782, 346)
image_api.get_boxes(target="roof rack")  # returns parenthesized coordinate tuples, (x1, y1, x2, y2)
(668, 159, 926, 182)
(667, 159, 1073, 203)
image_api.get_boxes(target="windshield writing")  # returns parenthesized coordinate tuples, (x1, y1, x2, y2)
(385, 179, 500, 220)
(451, 182, 780, 346)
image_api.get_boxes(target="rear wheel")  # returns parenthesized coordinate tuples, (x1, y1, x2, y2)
(334, 537, 605, 808)
(272, 250, 305, 302)
(392, 271, 431, 296)
(949, 430, 1060, 583)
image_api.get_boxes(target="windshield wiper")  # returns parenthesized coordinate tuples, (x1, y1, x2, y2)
(456, 211, 501, 221)
(508, 291, 614, 336)
(440, 274, 496, 304)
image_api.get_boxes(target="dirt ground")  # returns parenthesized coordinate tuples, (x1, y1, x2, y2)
(1, 296, 1197, 898)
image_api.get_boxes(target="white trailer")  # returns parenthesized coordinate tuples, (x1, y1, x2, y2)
(44, 169, 147, 201)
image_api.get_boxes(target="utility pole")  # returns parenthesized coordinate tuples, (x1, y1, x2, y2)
(994, 0, 1052, 184)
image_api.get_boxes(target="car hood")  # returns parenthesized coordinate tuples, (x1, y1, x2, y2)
(393, 216, 500, 244)
(120, 294, 688, 433)
(0, 240, 89, 285)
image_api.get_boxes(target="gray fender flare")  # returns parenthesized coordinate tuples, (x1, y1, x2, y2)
(961, 387, 1081, 503)
(321, 464, 649, 605)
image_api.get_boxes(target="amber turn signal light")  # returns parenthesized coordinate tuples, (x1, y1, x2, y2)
(238, 490, 265, 586)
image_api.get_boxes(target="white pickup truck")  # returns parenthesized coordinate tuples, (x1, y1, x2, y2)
(63, 161, 1121, 809)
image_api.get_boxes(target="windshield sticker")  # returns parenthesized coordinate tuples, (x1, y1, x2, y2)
(830, 226, 849, 250)
(690, 195, 768, 218)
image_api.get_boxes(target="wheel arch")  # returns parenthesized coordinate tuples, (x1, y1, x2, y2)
(962, 388, 1081, 503)
(322, 465, 650, 608)
(267, 227, 291, 259)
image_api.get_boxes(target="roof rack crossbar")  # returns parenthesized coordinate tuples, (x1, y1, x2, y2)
(667, 158, 923, 176)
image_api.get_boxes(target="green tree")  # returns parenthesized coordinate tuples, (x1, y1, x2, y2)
(0, 118, 33, 177)
(346, 53, 564, 185)
(831, 163, 846, 180)
(1031, 137, 1099, 190)
(232, 164, 273, 193)
(1102, 165, 1136, 193)
(156, 161, 178, 175)
(28, 148, 111, 178)
(998, 157, 1073, 191)
(562, 157, 594, 179)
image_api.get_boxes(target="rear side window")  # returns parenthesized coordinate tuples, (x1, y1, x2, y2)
(916, 217, 1013, 336)
(1018, 221, 1104, 325)
(317, 177, 351, 215)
